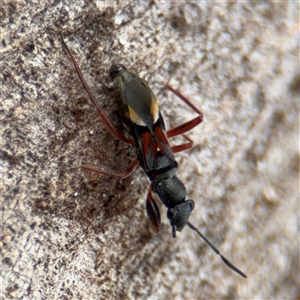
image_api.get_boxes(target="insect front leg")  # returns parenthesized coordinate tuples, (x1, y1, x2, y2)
(145, 189, 161, 232)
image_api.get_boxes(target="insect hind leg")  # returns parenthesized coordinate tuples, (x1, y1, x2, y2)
(60, 35, 135, 146)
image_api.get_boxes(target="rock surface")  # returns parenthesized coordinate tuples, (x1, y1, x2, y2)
(1, 2, 299, 299)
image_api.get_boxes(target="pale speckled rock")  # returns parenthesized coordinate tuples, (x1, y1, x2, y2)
(1, 1, 299, 299)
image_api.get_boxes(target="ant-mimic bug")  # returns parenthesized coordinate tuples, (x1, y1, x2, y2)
(61, 36, 247, 278)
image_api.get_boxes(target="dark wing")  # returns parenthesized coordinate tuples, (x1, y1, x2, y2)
(124, 76, 174, 172)
(125, 78, 160, 132)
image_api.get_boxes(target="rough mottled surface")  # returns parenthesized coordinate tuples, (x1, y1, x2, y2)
(1, 1, 299, 299)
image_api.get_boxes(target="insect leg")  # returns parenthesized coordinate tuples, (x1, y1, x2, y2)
(60, 36, 135, 146)
(82, 158, 138, 179)
(146, 189, 161, 232)
(171, 134, 193, 153)
(166, 86, 203, 138)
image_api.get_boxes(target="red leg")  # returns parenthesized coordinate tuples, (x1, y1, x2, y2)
(61, 36, 135, 146)
(146, 189, 161, 232)
(82, 159, 138, 179)
(171, 134, 194, 153)
(166, 86, 203, 138)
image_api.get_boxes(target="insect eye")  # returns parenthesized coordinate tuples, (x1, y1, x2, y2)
(167, 208, 176, 220)
(109, 64, 127, 79)
(186, 199, 195, 211)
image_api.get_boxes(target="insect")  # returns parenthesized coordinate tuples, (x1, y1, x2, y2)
(61, 36, 247, 278)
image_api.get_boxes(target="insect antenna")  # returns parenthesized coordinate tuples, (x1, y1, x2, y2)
(187, 222, 247, 278)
